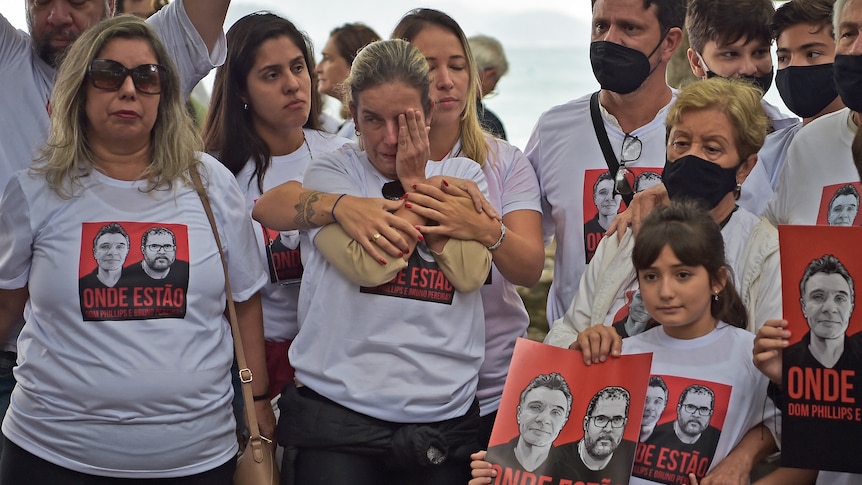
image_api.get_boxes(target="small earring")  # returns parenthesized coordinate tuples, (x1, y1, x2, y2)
(355, 129, 361, 136)
(713, 293, 719, 301)
(733, 183, 742, 200)
(243, 103, 248, 111)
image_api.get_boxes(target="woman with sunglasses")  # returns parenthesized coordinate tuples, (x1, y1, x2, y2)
(545, 77, 781, 350)
(203, 12, 349, 402)
(0, 16, 273, 483)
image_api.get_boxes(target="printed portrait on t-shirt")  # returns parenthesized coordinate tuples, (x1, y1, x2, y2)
(487, 338, 651, 485)
(778, 225, 862, 474)
(816, 182, 862, 226)
(631, 375, 731, 485)
(359, 241, 456, 304)
(611, 290, 652, 338)
(583, 169, 662, 263)
(78, 222, 190, 321)
(262, 226, 303, 285)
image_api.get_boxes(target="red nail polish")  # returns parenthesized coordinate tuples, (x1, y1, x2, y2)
(398, 252, 404, 258)
(405, 203, 412, 208)
(403, 248, 409, 254)
(412, 184, 417, 190)
(379, 258, 387, 266)
(442, 180, 449, 187)
(417, 234, 425, 242)
(401, 193, 408, 200)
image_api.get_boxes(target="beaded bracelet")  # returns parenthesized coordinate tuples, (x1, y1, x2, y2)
(331, 193, 347, 224)
(488, 221, 506, 251)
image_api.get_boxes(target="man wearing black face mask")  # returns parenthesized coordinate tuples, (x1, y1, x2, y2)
(685, 0, 801, 217)
(525, 0, 685, 326)
(755, 0, 847, 205)
(764, 0, 862, 230)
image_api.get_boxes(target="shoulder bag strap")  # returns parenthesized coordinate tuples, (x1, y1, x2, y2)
(189, 167, 266, 447)
(590, 91, 633, 206)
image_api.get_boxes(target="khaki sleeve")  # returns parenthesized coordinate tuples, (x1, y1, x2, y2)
(313, 225, 407, 287)
(432, 239, 491, 293)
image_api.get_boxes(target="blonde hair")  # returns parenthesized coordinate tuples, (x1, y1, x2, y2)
(666, 77, 768, 160)
(391, 9, 489, 166)
(36, 15, 200, 196)
(345, 39, 432, 119)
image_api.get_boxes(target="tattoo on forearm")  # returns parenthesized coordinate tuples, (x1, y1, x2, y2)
(294, 191, 323, 229)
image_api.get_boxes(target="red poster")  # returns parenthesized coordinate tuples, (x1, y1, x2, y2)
(486, 338, 652, 485)
(778, 225, 862, 474)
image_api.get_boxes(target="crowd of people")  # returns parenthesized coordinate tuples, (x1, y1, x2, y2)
(0, 0, 860, 484)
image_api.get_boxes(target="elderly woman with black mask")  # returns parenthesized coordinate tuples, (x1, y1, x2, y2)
(545, 77, 781, 347)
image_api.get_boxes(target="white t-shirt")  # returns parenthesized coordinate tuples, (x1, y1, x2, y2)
(548, 206, 781, 348)
(525, 91, 674, 325)
(624, 323, 779, 485)
(292, 143, 488, 423)
(234, 129, 349, 342)
(0, 155, 267, 477)
(445, 136, 542, 416)
(764, 108, 860, 225)
(0, 0, 227, 353)
(738, 122, 804, 217)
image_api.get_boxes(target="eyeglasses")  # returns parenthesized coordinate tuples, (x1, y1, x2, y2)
(681, 404, 713, 416)
(382, 181, 406, 201)
(146, 243, 175, 252)
(615, 134, 642, 195)
(588, 415, 627, 428)
(88, 58, 167, 95)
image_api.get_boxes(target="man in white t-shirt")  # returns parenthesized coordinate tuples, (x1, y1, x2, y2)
(764, 0, 862, 228)
(0, 0, 231, 458)
(526, 0, 685, 325)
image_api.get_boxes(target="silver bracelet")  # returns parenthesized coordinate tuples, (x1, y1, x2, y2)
(487, 221, 506, 251)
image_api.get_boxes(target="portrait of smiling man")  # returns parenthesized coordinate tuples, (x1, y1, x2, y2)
(487, 372, 573, 476)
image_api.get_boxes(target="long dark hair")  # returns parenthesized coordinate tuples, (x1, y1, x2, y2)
(202, 12, 320, 193)
(632, 200, 748, 329)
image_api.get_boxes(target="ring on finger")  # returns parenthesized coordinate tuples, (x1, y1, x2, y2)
(372, 233, 381, 241)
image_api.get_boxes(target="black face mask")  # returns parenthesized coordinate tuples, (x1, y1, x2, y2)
(834, 54, 862, 112)
(590, 34, 666, 94)
(776, 64, 839, 118)
(663, 155, 739, 209)
(704, 69, 774, 97)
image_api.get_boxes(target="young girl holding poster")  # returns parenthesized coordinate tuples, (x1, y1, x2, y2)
(470, 201, 780, 485)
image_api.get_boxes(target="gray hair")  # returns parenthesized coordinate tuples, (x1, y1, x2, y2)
(467, 34, 508, 77)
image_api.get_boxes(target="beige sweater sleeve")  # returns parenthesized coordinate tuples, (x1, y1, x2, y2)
(432, 239, 491, 293)
(314, 225, 491, 292)
(313, 224, 407, 287)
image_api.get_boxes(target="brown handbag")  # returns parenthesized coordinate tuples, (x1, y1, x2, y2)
(191, 168, 280, 485)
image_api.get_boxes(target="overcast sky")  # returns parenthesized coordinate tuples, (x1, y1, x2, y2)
(3, 1, 593, 51)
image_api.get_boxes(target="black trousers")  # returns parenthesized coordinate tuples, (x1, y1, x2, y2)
(0, 435, 236, 485)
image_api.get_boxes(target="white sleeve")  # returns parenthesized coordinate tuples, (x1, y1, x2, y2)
(751, 233, 783, 332)
(544, 231, 616, 348)
(524, 122, 555, 247)
(148, 0, 226, 99)
(201, 155, 267, 302)
(0, 176, 32, 289)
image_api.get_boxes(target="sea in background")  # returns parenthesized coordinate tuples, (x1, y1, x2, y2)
(321, 44, 793, 153)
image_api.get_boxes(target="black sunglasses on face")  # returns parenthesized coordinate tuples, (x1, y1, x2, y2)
(88, 58, 167, 95)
